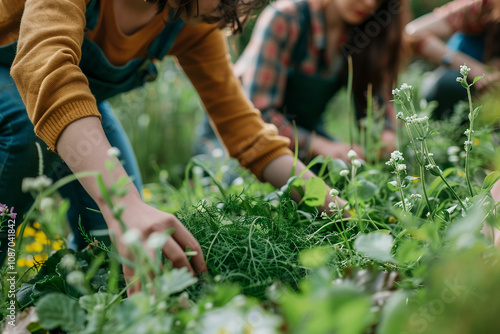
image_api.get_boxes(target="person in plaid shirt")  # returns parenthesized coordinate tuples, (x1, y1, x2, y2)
(196, 0, 409, 163)
(406, 0, 500, 118)
(229, 0, 409, 162)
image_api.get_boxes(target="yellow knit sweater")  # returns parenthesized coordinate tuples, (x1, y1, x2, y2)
(0, 0, 291, 180)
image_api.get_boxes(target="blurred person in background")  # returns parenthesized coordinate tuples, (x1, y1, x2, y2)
(406, 0, 500, 118)
(196, 0, 410, 163)
(406, 0, 500, 245)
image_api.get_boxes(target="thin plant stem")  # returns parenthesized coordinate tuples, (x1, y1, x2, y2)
(347, 56, 355, 149)
(440, 175, 467, 211)
(396, 172, 407, 212)
(465, 86, 475, 197)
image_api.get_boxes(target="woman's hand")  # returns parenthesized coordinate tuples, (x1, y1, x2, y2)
(102, 199, 207, 296)
(312, 135, 364, 162)
(474, 71, 500, 94)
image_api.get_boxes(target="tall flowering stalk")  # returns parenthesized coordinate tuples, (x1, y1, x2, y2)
(456, 64, 484, 197)
(386, 151, 408, 212)
(392, 83, 466, 213)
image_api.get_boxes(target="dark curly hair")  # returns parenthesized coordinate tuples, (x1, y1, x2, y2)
(146, 0, 267, 33)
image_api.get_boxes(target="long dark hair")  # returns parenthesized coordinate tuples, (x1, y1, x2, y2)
(342, 0, 411, 118)
(146, 0, 267, 33)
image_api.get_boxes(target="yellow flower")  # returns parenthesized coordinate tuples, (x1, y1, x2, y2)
(388, 217, 397, 223)
(33, 221, 41, 229)
(34, 254, 49, 263)
(473, 138, 480, 146)
(458, 170, 465, 178)
(52, 240, 64, 250)
(412, 175, 420, 183)
(17, 259, 34, 267)
(22, 226, 37, 237)
(26, 242, 44, 252)
(34, 231, 49, 245)
(143, 188, 152, 202)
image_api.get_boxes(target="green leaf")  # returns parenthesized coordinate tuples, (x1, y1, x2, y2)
(302, 176, 327, 207)
(354, 231, 395, 263)
(36, 293, 86, 332)
(402, 176, 419, 188)
(355, 177, 378, 200)
(154, 267, 198, 299)
(96, 173, 113, 208)
(472, 105, 482, 119)
(472, 74, 485, 85)
(328, 159, 349, 184)
(79, 292, 120, 314)
(387, 181, 398, 192)
(481, 171, 500, 192)
(105, 159, 114, 172)
(299, 247, 334, 268)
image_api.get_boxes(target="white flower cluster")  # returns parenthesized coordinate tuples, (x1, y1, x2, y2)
(386, 151, 406, 174)
(425, 163, 443, 175)
(392, 83, 413, 101)
(347, 149, 357, 160)
(386, 150, 404, 165)
(21, 175, 53, 193)
(340, 169, 349, 177)
(404, 114, 429, 125)
(464, 140, 473, 151)
(460, 64, 471, 77)
(464, 129, 474, 136)
(447, 146, 461, 163)
(107, 147, 121, 158)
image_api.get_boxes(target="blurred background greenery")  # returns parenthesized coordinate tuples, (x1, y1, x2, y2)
(108, 0, 454, 186)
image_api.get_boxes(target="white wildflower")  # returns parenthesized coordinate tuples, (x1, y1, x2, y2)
(107, 147, 121, 158)
(347, 150, 357, 160)
(396, 164, 407, 172)
(21, 175, 53, 193)
(123, 228, 141, 245)
(60, 254, 77, 271)
(447, 146, 460, 156)
(460, 64, 471, 77)
(329, 188, 339, 197)
(353, 159, 362, 168)
(340, 169, 349, 177)
(66, 271, 85, 286)
(146, 232, 168, 250)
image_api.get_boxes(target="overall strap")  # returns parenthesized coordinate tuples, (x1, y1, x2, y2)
(146, 11, 186, 60)
(291, 0, 311, 65)
(84, 0, 100, 31)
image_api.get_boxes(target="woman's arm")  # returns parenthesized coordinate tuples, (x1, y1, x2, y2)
(57, 117, 207, 294)
(405, 0, 492, 82)
(13, 0, 206, 292)
(172, 24, 345, 212)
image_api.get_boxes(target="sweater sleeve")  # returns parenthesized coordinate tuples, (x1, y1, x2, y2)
(10, 0, 100, 152)
(169, 23, 292, 180)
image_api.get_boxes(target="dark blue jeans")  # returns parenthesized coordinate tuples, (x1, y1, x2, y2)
(0, 65, 142, 263)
